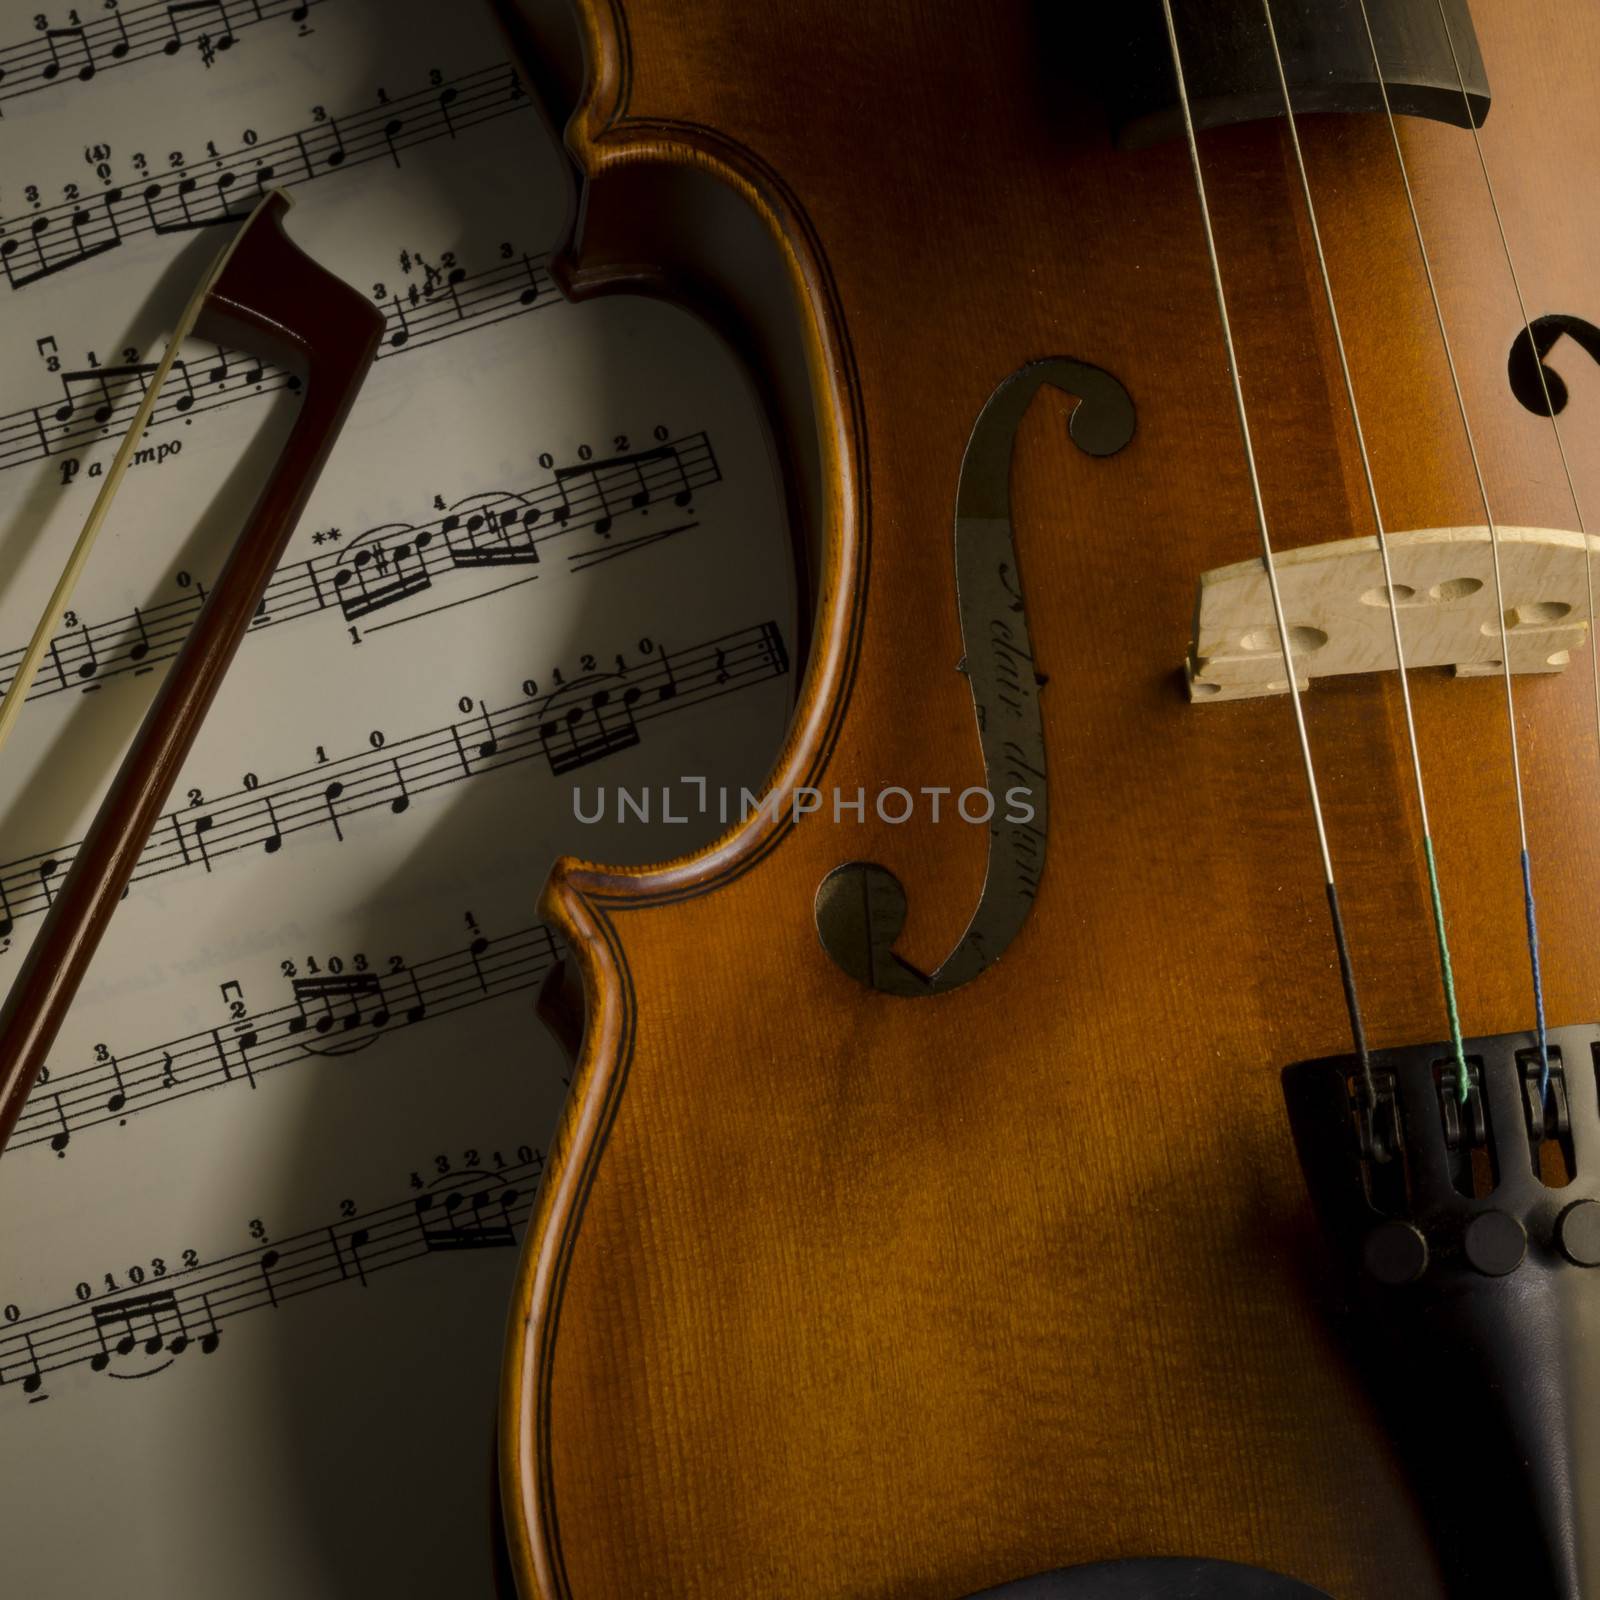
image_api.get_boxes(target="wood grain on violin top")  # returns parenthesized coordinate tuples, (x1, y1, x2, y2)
(497, 2, 1600, 1595)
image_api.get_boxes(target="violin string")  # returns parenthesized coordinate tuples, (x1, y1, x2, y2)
(1258, 0, 1469, 1100)
(1158, 0, 1375, 1104)
(1431, 0, 1588, 1102)
(1353, 0, 1551, 1102)
(1258, 10, 1472, 1099)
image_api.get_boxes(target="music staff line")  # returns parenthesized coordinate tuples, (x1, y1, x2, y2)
(9, 926, 558, 1155)
(0, 246, 557, 479)
(0, 431, 719, 708)
(0, 619, 790, 937)
(0, 0, 327, 112)
(0, 1155, 540, 1399)
(0, 60, 529, 290)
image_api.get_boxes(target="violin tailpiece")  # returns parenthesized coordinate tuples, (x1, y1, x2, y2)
(1187, 525, 1593, 701)
(1284, 1028, 1600, 1596)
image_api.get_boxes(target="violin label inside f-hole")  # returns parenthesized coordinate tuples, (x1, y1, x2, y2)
(814, 358, 1135, 997)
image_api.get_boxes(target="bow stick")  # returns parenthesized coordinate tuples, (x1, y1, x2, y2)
(0, 189, 383, 1155)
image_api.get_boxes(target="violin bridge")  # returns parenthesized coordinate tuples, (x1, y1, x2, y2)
(1186, 525, 1592, 701)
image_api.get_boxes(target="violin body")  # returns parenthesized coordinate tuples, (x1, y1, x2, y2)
(495, 2, 1600, 1595)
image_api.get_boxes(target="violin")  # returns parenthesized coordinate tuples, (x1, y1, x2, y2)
(492, 1, 1600, 1595)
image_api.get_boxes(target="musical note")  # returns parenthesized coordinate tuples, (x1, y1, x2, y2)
(0, 0, 324, 114)
(0, 622, 789, 940)
(4, 249, 566, 486)
(557, 458, 616, 536)
(146, 172, 250, 235)
(385, 294, 411, 349)
(58, 362, 166, 428)
(443, 502, 542, 568)
(259, 1248, 280, 1307)
(538, 685, 642, 775)
(260, 796, 282, 854)
(344, 1227, 371, 1286)
(70, 622, 99, 683)
(164, 1, 235, 61)
(322, 780, 345, 842)
(0, 65, 531, 293)
(20, 1337, 45, 1395)
(0, 1153, 545, 1403)
(167, 1296, 220, 1357)
(332, 530, 434, 620)
(190, 813, 216, 870)
(654, 647, 679, 703)
(290, 973, 384, 1045)
(47, 1095, 69, 1156)
(40, 27, 94, 82)
(104, 1055, 127, 1115)
(474, 703, 499, 759)
(126, 607, 152, 665)
(415, 1185, 518, 1251)
(231, 1029, 259, 1087)
(555, 442, 696, 541)
(468, 934, 490, 993)
(399, 966, 428, 1026)
(2, 1332, 46, 1398)
(80, 193, 122, 259)
(517, 253, 547, 306)
(89, 1291, 184, 1372)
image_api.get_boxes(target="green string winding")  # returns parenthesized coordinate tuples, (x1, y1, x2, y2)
(1424, 835, 1469, 1102)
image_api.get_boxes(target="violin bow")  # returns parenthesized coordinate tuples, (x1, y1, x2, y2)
(0, 189, 383, 1154)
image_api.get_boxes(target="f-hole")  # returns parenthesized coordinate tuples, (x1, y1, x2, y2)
(815, 357, 1134, 997)
(1507, 314, 1600, 416)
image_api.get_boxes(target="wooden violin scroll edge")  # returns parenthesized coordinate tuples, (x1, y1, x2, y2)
(492, 2, 869, 1595)
(0, 194, 384, 1157)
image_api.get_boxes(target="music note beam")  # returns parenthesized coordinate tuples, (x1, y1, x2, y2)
(0, 431, 718, 711)
(0, 1153, 542, 1401)
(0, 0, 325, 112)
(0, 64, 527, 290)
(0, 247, 556, 480)
(0, 620, 789, 941)
(4, 925, 554, 1156)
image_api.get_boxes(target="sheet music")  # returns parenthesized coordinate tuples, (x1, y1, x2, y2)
(0, 2, 795, 1593)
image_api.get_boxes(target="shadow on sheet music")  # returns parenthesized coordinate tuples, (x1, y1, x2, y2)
(246, 119, 794, 1600)
(250, 292, 796, 1595)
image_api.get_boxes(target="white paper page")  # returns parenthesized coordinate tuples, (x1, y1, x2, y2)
(0, 3, 795, 1593)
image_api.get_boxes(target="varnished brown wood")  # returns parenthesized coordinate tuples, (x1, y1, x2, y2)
(498, 3, 1600, 1595)
(0, 194, 383, 1155)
